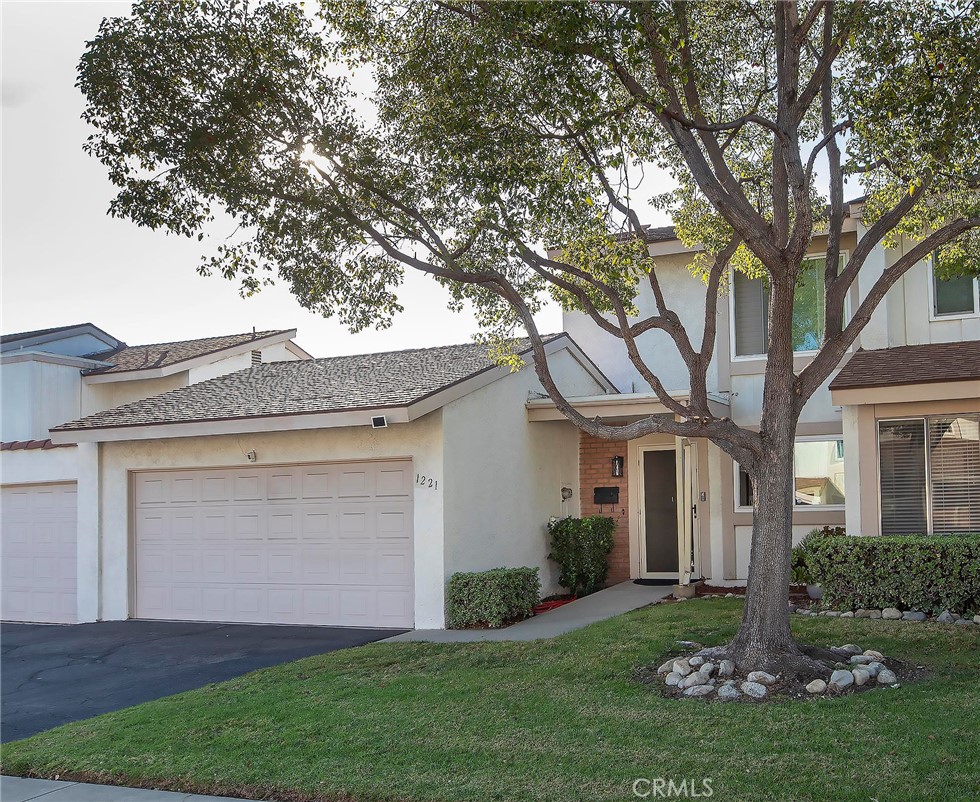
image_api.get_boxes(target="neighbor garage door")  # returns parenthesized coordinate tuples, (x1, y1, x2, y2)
(1, 483, 78, 624)
(133, 461, 414, 627)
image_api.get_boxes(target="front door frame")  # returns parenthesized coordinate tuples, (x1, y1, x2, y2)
(629, 435, 701, 581)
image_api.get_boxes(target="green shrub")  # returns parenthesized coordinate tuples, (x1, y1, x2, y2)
(446, 567, 540, 628)
(548, 516, 616, 596)
(807, 534, 980, 614)
(791, 526, 846, 584)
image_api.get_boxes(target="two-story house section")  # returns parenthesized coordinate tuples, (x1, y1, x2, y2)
(0, 323, 311, 623)
(531, 198, 980, 587)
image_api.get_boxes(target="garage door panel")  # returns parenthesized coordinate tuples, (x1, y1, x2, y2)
(134, 461, 414, 627)
(2, 483, 78, 624)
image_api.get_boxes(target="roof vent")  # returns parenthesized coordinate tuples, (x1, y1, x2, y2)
(371, 415, 388, 429)
(251, 350, 261, 366)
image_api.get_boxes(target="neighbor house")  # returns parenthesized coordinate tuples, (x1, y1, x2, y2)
(1, 325, 609, 628)
(2, 198, 978, 629)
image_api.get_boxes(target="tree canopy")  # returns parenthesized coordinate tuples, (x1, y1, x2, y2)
(78, 2, 980, 462)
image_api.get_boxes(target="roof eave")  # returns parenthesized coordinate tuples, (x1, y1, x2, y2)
(82, 329, 298, 383)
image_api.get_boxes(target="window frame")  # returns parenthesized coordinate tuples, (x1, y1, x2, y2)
(877, 413, 980, 535)
(734, 434, 847, 512)
(928, 254, 979, 321)
(729, 251, 849, 362)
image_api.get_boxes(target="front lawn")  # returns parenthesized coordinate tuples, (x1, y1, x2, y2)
(3, 600, 978, 802)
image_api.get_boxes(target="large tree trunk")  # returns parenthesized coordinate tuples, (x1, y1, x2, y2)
(728, 431, 798, 671)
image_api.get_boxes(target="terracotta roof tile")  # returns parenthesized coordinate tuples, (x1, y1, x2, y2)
(829, 340, 980, 390)
(54, 336, 564, 432)
(82, 330, 292, 375)
(1, 439, 76, 450)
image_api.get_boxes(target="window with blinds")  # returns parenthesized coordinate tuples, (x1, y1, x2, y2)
(878, 414, 980, 535)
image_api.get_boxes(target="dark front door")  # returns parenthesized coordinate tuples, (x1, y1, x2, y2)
(644, 450, 679, 573)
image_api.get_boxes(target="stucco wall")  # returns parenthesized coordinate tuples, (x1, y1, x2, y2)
(82, 372, 190, 418)
(0, 446, 79, 485)
(441, 348, 601, 597)
(1, 360, 82, 441)
(94, 414, 446, 627)
(563, 252, 716, 394)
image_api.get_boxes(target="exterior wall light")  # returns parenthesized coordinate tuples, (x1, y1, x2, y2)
(611, 455, 624, 477)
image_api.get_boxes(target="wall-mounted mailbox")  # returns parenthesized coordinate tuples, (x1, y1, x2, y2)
(593, 486, 620, 505)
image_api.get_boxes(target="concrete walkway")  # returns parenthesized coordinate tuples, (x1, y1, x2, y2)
(1, 776, 251, 802)
(383, 580, 672, 643)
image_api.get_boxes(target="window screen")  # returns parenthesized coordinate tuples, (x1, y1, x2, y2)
(933, 271, 976, 316)
(878, 419, 929, 535)
(929, 416, 980, 533)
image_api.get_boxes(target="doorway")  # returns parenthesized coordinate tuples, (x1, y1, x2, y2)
(642, 448, 679, 575)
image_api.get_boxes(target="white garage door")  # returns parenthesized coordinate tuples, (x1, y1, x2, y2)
(1, 483, 78, 624)
(133, 461, 414, 628)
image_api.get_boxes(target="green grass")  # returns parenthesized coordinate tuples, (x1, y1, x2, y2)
(3, 600, 978, 802)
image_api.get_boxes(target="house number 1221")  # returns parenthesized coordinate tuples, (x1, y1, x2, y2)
(416, 474, 438, 489)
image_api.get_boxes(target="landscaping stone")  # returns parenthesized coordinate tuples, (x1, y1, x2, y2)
(974, 614, 980, 625)
(665, 672, 683, 687)
(673, 659, 693, 676)
(740, 681, 768, 699)
(954, 618, 974, 626)
(689, 656, 705, 667)
(683, 684, 714, 697)
(820, 610, 840, 617)
(700, 662, 715, 677)
(864, 662, 884, 678)
(717, 684, 740, 700)
(877, 669, 898, 685)
(717, 659, 735, 678)
(658, 659, 676, 674)
(795, 608, 810, 615)
(682, 673, 705, 689)
(936, 610, 955, 624)
(882, 608, 902, 620)
(806, 679, 827, 694)
(829, 669, 854, 690)
(855, 609, 874, 618)
(852, 668, 871, 686)
(863, 650, 883, 660)
(849, 655, 873, 665)
(840, 644, 864, 655)
(902, 611, 926, 622)
(747, 670, 777, 685)
(840, 611, 854, 618)
(868, 610, 882, 619)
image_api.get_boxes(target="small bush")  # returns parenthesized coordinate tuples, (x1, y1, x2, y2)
(807, 534, 980, 614)
(548, 516, 616, 596)
(791, 526, 846, 584)
(446, 567, 540, 628)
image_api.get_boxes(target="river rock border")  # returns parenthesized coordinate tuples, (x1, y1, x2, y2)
(677, 593, 980, 627)
(653, 643, 906, 702)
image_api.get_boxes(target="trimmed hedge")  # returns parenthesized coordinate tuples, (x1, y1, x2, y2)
(548, 516, 616, 596)
(807, 534, 980, 615)
(446, 567, 540, 629)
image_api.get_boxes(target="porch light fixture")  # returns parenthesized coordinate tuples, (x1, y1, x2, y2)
(611, 455, 624, 477)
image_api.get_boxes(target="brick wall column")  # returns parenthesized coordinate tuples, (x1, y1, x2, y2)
(578, 433, 631, 584)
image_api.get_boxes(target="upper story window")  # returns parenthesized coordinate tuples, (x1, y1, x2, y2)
(732, 256, 827, 357)
(932, 253, 978, 317)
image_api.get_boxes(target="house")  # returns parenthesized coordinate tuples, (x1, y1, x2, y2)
(0, 324, 312, 623)
(1, 327, 610, 628)
(2, 198, 977, 630)
(540, 198, 979, 587)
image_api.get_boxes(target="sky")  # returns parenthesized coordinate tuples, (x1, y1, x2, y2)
(3, 0, 650, 357)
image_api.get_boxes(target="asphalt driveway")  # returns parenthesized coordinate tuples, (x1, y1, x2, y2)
(1, 619, 405, 742)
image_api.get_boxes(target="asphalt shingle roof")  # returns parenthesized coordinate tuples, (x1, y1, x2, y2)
(829, 340, 980, 390)
(81, 330, 291, 374)
(54, 337, 561, 431)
